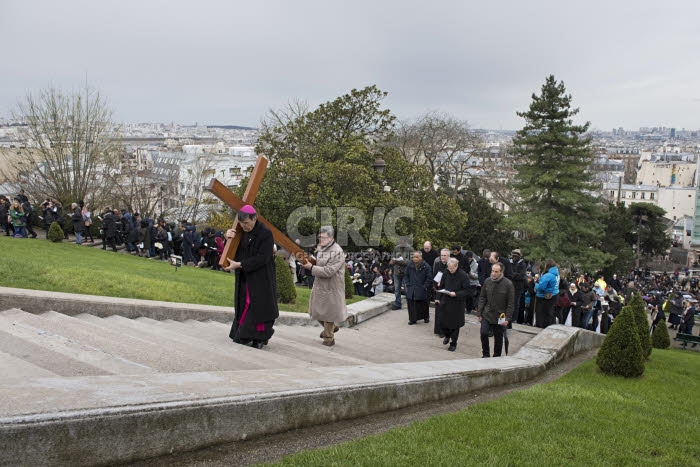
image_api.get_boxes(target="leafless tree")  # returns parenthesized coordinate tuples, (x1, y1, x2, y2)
(391, 111, 479, 196)
(171, 154, 223, 223)
(256, 99, 309, 163)
(2, 86, 123, 207)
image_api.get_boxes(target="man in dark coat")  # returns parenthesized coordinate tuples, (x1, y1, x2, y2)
(404, 250, 432, 325)
(509, 249, 527, 326)
(101, 208, 118, 252)
(421, 241, 438, 274)
(436, 258, 470, 351)
(224, 205, 278, 349)
(478, 262, 514, 358)
(432, 248, 450, 336)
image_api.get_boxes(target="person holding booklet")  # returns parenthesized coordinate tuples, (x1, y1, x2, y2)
(435, 257, 470, 352)
(431, 248, 450, 336)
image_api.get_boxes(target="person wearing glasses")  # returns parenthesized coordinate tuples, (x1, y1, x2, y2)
(301, 226, 347, 346)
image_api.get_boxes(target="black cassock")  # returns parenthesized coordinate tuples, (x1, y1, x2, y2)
(438, 268, 470, 334)
(228, 221, 279, 345)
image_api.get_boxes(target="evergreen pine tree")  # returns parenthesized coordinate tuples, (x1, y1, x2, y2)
(627, 293, 652, 359)
(48, 221, 64, 243)
(511, 75, 609, 271)
(274, 255, 297, 304)
(596, 305, 645, 377)
(651, 319, 671, 349)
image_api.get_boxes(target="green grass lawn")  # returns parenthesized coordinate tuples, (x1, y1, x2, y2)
(267, 349, 700, 466)
(0, 236, 364, 313)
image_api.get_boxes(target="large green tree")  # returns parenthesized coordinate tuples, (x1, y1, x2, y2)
(599, 202, 636, 277)
(511, 75, 609, 271)
(629, 202, 671, 265)
(245, 86, 464, 251)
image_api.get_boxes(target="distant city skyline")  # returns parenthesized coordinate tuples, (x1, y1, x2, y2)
(1, 0, 699, 131)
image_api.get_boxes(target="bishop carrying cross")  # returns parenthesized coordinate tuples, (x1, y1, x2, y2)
(206, 156, 315, 349)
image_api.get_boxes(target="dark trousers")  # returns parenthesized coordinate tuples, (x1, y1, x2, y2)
(442, 327, 460, 345)
(394, 275, 404, 307)
(512, 285, 523, 323)
(408, 299, 429, 322)
(102, 235, 117, 251)
(465, 293, 474, 314)
(25, 219, 37, 237)
(480, 319, 504, 357)
(433, 302, 442, 334)
(536, 297, 555, 328)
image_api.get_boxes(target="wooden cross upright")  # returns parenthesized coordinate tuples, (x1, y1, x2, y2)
(206, 156, 316, 267)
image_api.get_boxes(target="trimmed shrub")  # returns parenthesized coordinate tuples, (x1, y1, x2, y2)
(651, 321, 671, 349)
(627, 293, 652, 359)
(345, 267, 354, 299)
(48, 222, 64, 243)
(596, 305, 645, 378)
(274, 255, 296, 304)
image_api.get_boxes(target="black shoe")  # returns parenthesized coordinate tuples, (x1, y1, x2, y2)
(443, 336, 450, 345)
(252, 341, 264, 349)
(448, 345, 456, 352)
(482, 355, 489, 358)
(391, 305, 401, 310)
(408, 321, 416, 325)
(424, 319, 430, 324)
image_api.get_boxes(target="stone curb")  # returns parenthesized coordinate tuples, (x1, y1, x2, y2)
(0, 323, 604, 466)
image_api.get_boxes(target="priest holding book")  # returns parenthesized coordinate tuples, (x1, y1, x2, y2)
(435, 257, 471, 351)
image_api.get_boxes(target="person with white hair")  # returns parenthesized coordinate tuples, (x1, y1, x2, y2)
(435, 257, 470, 352)
(302, 225, 347, 347)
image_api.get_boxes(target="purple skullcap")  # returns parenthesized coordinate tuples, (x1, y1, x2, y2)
(240, 204, 256, 215)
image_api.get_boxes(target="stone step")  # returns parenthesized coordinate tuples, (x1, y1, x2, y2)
(180, 320, 373, 367)
(0, 328, 107, 377)
(0, 309, 151, 376)
(39, 311, 221, 373)
(0, 350, 59, 379)
(91, 315, 307, 370)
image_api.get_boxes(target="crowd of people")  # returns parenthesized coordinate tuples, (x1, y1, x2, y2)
(332, 241, 699, 356)
(2, 190, 228, 268)
(4, 189, 698, 354)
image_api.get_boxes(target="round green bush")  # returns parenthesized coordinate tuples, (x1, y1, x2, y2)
(48, 221, 64, 243)
(627, 293, 652, 359)
(274, 254, 297, 304)
(344, 267, 354, 299)
(651, 320, 671, 349)
(596, 305, 645, 378)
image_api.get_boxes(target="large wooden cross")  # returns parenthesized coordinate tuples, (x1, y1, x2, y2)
(206, 156, 316, 267)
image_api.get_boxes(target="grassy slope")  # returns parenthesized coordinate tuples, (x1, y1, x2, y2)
(268, 349, 700, 466)
(1, 236, 363, 313)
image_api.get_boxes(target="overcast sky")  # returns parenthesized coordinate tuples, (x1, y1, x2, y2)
(2, 0, 699, 131)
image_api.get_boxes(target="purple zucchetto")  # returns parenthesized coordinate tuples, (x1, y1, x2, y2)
(240, 205, 256, 215)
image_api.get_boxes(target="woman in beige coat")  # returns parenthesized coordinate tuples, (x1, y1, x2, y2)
(301, 225, 347, 346)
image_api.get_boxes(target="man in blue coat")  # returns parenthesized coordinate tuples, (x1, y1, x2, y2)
(404, 250, 433, 325)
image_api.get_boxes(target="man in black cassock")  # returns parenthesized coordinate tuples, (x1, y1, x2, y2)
(224, 205, 278, 349)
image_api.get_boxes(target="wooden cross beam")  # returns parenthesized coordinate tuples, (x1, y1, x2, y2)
(206, 156, 316, 267)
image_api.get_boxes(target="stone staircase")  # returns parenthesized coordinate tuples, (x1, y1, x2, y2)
(0, 306, 532, 379)
(0, 291, 606, 466)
